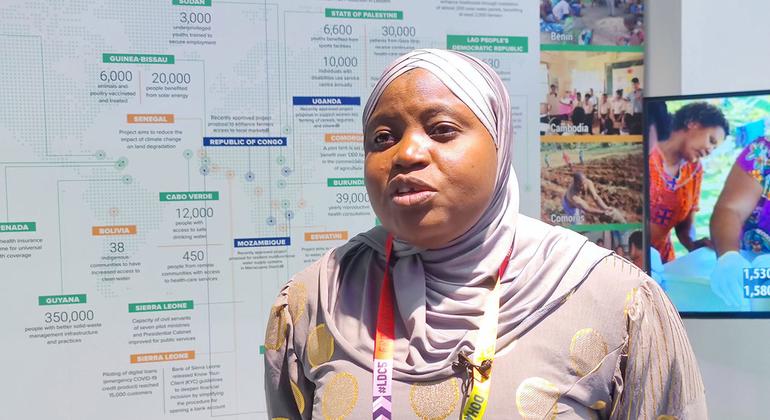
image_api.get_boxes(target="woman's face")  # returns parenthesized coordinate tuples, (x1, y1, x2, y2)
(364, 69, 497, 249)
(680, 122, 726, 162)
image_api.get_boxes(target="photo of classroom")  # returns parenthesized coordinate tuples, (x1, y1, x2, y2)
(540, 0, 645, 46)
(540, 50, 644, 136)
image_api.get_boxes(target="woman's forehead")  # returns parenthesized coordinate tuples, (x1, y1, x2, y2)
(381, 68, 451, 99)
(367, 69, 469, 122)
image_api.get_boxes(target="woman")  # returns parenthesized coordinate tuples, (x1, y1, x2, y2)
(571, 92, 586, 131)
(546, 84, 561, 126)
(649, 102, 729, 263)
(710, 134, 770, 308)
(583, 93, 595, 134)
(562, 171, 614, 224)
(599, 93, 611, 134)
(628, 230, 644, 269)
(614, 244, 626, 258)
(617, 14, 644, 46)
(610, 89, 625, 134)
(540, 0, 555, 22)
(558, 89, 574, 125)
(265, 49, 705, 419)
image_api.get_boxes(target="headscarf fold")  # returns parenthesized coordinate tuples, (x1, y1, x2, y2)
(316, 49, 611, 381)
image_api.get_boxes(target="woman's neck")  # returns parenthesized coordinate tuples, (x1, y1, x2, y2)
(658, 132, 685, 166)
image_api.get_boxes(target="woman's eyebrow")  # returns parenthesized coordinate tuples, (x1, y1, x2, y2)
(366, 102, 465, 132)
(365, 112, 400, 130)
(418, 103, 464, 121)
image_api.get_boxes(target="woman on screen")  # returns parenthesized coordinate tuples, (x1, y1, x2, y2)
(264, 49, 706, 419)
(649, 102, 729, 263)
(710, 134, 770, 307)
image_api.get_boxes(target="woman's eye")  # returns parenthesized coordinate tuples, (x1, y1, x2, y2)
(431, 123, 458, 138)
(373, 132, 395, 144)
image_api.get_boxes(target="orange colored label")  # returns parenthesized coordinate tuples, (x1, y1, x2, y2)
(304, 231, 348, 241)
(130, 350, 195, 364)
(127, 114, 175, 123)
(91, 225, 137, 236)
(324, 133, 362, 143)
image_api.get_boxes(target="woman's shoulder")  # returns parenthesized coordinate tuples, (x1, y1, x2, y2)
(580, 257, 706, 417)
(264, 242, 352, 352)
(583, 253, 652, 293)
(269, 229, 381, 319)
(577, 253, 677, 329)
(738, 136, 770, 169)
(279, 228, 380, 287)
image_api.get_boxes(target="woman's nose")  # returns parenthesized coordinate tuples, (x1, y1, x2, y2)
(393, 129, 431, 169)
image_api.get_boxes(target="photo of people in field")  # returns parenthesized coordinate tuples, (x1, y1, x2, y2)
(541, 140, 643, 227)
(540, 0, 645, 46)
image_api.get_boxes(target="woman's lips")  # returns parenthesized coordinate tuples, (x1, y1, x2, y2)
(388, 176, 437, 207)
(391, 189, 437, 206)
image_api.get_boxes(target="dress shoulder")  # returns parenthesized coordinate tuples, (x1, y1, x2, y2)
(263, 253, 330, 420)
(577, 254, 707, 418)
(584, 255, 708, 419)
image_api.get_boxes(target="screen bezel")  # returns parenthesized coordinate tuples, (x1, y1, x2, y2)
(643, 88, 770, 319)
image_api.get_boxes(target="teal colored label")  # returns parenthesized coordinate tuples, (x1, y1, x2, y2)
(102, 54, 175, 64)
(129, 300, 193, 313)
(743, 269, 770, 298)
(325, 8, 403, 20)
(259, 345, 266, 355)
(541, 44, 644, 53)
(172, 0, 211, 6)
(0, 222, 36, 233)
(566, 223, 643, 232)
(159, 191, 219, 201)
(327, 178, 365, 187)
(447, 35, 528, 53)
(39, 294, 87, 306)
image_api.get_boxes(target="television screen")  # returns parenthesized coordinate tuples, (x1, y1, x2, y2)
(645, 90, 770, 315)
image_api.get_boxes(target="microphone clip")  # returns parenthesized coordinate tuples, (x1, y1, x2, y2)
(453, 352, 492, 395)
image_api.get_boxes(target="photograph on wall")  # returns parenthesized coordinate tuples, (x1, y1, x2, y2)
(646, 92, 770, 314)
(579, 227, 644, 268)
(540, 0, 644, 46)
(540, 50, 643, 137)
(540, 138, 643, 228)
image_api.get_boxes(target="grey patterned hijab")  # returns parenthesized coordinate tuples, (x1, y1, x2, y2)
(317, 49, 611, 381)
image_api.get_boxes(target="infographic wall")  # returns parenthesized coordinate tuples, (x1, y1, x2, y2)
(0, 1, 539, 418)
(538, 0, 645, 261)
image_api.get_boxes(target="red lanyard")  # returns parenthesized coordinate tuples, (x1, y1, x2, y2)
(372, 234, 513, 420)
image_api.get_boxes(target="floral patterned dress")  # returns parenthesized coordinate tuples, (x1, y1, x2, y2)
(649, 146, 703, 262)
(737, 137, 770, 254)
